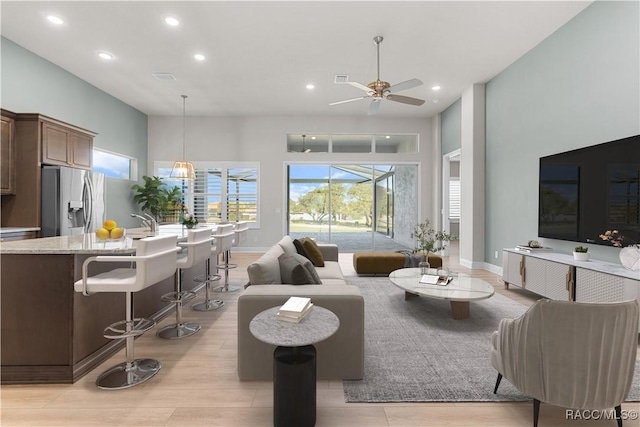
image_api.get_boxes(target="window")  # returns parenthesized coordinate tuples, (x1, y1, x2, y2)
(449, 178, 460, 221)
(93, 148, 138, 180)
(286, 133, 418, 153)
(155, 162, 259, 226)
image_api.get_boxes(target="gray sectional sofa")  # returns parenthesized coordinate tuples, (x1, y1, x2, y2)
(237, 236, 364, 380)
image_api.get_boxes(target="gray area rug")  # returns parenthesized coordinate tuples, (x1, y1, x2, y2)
(343, 275, 640, 403)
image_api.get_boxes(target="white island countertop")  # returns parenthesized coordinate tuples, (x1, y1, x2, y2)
(0, 224, 220, 254)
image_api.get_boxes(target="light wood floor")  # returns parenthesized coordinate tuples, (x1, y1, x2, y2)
(1, 251, 638, 427)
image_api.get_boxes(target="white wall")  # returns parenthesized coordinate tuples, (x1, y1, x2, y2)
(148, 115, 434, 249)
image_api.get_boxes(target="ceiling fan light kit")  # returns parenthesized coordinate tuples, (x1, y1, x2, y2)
(330, 36, 426, 115)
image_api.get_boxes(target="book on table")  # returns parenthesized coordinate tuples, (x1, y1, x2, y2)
(277, 296, 314, 323)
(419, 274, 451, 286)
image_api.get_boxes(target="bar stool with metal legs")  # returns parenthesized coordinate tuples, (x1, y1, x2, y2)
(157, 228, 213, 339)
(193, 224, 234, 308)
(227, 221, 249, 269)
(73, 235, 179, 390)
(213, 224, 240, 293)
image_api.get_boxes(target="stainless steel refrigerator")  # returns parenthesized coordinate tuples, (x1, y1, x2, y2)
(41, 165, 106, 237)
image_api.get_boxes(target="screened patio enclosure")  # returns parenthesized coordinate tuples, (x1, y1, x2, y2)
(287, 164, 417, 252)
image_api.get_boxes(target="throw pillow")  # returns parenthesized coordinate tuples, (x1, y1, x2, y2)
(302, 237, 325, 267)
(278, 253, 315, 285)
(293, 238, 309, 259)
(292, 253, 322, 284)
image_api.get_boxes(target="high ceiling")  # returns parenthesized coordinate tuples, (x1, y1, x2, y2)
(1, 1, 592, 118)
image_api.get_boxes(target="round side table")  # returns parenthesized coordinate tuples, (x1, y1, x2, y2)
(250, 305, 339, 427)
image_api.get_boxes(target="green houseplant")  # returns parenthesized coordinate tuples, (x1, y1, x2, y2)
(412, 218, 457, 262)
(131, 175, 182, 222)
(573, 245, 589, 261)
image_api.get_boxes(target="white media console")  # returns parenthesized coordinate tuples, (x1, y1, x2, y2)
(502, 248, 640, 304)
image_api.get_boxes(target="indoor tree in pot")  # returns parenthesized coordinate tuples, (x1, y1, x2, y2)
(412, 218, 456, 272)
(131, 175, 182, 223)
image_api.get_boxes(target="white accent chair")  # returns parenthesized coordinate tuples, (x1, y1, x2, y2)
(491, 298, 639, 427)
(157, 228, 213, 339)
(192, 224, 234, 309)
(74, 235, 179, 389)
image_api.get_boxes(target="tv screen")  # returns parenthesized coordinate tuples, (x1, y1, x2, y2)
(539, 134, 640, 246)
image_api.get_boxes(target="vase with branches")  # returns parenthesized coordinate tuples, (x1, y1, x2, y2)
(412, 218, 457, 268)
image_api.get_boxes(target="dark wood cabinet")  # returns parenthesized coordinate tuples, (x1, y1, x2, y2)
(1, 112, 16, 195)
(42, 120, 93, 170)
(0, 110, 96, 228)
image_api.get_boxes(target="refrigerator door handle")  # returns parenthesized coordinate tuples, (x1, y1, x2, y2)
(83, 175, 94, 233)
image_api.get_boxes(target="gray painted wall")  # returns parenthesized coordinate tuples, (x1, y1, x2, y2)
(441, 98, 462, 155)
(1, 37, 148, 228)
(485, 1, 640, 266)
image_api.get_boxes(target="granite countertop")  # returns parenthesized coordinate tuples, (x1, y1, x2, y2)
(0, 234, 137, 254)
(0, 224, 223, 255)
(0, 227, 41, 234)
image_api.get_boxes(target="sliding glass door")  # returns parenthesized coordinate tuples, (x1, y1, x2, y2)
(287, 164, 416, 252)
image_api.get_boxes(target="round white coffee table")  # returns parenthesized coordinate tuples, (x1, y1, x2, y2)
(389, 268, 495, 320)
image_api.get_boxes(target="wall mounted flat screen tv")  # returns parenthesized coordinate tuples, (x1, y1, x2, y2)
(539, 134, 640, 246)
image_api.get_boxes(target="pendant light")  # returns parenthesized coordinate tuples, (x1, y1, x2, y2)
(301, 134, 311, 153)
(170, 95, 196, 180)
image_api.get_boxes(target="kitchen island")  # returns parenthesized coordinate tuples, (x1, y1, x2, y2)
(1, 229, 207, 384)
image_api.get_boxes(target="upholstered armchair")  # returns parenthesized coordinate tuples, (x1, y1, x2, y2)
(491, 298, 639, 427)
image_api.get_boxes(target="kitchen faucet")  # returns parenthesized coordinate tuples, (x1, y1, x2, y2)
(130, 213, 158, 234)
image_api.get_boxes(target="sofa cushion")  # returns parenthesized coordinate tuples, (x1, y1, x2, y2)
(292, 253, 322, 284)
(302, 237, 325, 267)
(278, 253, 316, 285)
(317, 261, 344, 280)
(277, 235, 298, 257)
(247, 244, 285, 285)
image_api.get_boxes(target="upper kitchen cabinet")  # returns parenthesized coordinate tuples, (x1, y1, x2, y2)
(41, 120, 94, 170)
(1, 112, 96, 228)
(1, 110, 16, 195)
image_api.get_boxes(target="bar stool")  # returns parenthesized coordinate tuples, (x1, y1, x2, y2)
(213, 224, 239, 293)
(227, 221, 249, 269)
(157, 228, 213, 339)
(193, 224, 234, 308)
(74, 235, 179, 390)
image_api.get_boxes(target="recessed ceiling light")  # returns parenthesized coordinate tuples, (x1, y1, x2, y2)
(385, 135, 391, 139)
(46, 15, 64, 25)
(431, 85, 441, 91)
(311, 136, 316, 140)
(98, 52, 114, 60)
(165, 16, 180, 26)
(306, 84, 315, 90)
(194, 54, 206, 61)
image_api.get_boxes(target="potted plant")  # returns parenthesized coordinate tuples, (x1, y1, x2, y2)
(180, 211, 199, 229)
(412, 218, 456, 272)
(131, 175, 182, 223)
(573, 245, 589, 261)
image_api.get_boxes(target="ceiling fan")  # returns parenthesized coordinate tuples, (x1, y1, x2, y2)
(330, 36, 425, 115)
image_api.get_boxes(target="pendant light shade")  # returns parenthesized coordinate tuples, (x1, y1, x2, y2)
(170, 95, 196, 180)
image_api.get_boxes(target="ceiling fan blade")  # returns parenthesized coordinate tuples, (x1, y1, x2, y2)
(388, 78, 423, 93)
(347, 81, 373, 93)
(329, 96, 368, 106)
(367, 98, 382, 115)
(386, 94, 425, 106)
